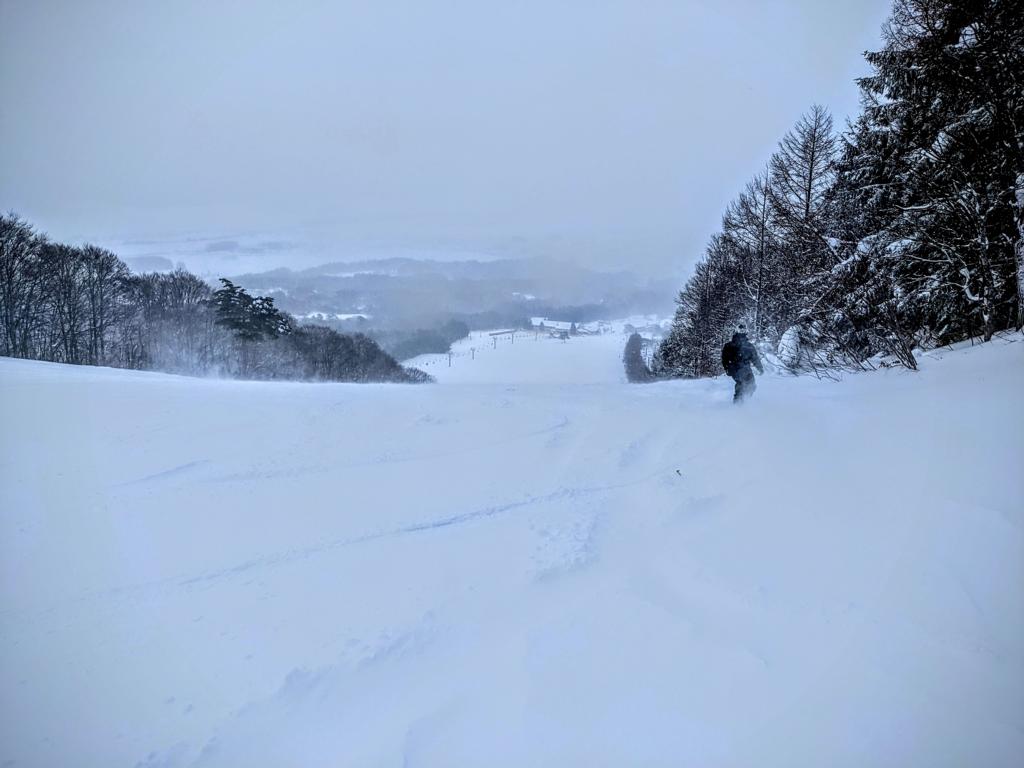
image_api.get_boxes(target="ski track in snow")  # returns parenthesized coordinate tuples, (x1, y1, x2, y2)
(179, 482, 613, 589)
(118, 460, 213, 488)
(1, 330, 1023, 768)
(194, 415, 572, 486)
(7, 463, 686, 615)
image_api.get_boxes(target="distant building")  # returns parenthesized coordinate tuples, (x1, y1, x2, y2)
(530, 318, 578, 339)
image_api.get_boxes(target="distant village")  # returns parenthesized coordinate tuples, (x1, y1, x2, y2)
(528, 317, 666, 341)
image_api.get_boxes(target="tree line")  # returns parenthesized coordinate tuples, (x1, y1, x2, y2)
(0, 215, 430, 383)
(654, 0, 1022, 378)
(371, 319, 471, 362)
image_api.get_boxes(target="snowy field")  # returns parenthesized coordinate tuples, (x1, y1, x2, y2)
(1, 330, 1022, 767)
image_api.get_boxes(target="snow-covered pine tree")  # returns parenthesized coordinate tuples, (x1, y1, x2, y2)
(838, 0, 1023, 345)
(810, 111, 922, 369)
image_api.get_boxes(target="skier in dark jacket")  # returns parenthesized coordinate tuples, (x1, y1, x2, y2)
(721, 323, 763, 403)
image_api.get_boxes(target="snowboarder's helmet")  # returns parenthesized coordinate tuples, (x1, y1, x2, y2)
(735, 322, 748, 335)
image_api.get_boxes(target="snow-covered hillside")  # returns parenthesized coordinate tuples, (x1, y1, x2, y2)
(405, 328, 631, 384)
(1, 331, 1022, 767)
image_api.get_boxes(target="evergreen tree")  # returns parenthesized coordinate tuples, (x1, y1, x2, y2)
(663, 0, 1022, 377)
(833, 0, 1023, 344)
(210, 279, 291, 343)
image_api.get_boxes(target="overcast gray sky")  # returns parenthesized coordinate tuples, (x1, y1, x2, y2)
(1, 0, 891, 275)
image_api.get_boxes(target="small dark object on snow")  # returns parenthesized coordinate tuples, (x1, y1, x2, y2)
(721, 326, 763, 404)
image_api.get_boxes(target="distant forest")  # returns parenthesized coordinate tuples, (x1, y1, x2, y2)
(654, 0, 1022, 378)
(0, 216, 430, 383)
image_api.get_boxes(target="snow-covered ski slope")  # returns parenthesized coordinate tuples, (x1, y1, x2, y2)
(1, 330, 1022, 767)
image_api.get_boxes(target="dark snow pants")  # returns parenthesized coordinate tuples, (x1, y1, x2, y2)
(732, 367, 756, 403)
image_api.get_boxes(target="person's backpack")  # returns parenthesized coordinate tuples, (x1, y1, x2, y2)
(721, 340, 739, 376)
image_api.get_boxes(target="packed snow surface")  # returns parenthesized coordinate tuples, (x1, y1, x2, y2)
(1, 330, 1022, 767)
